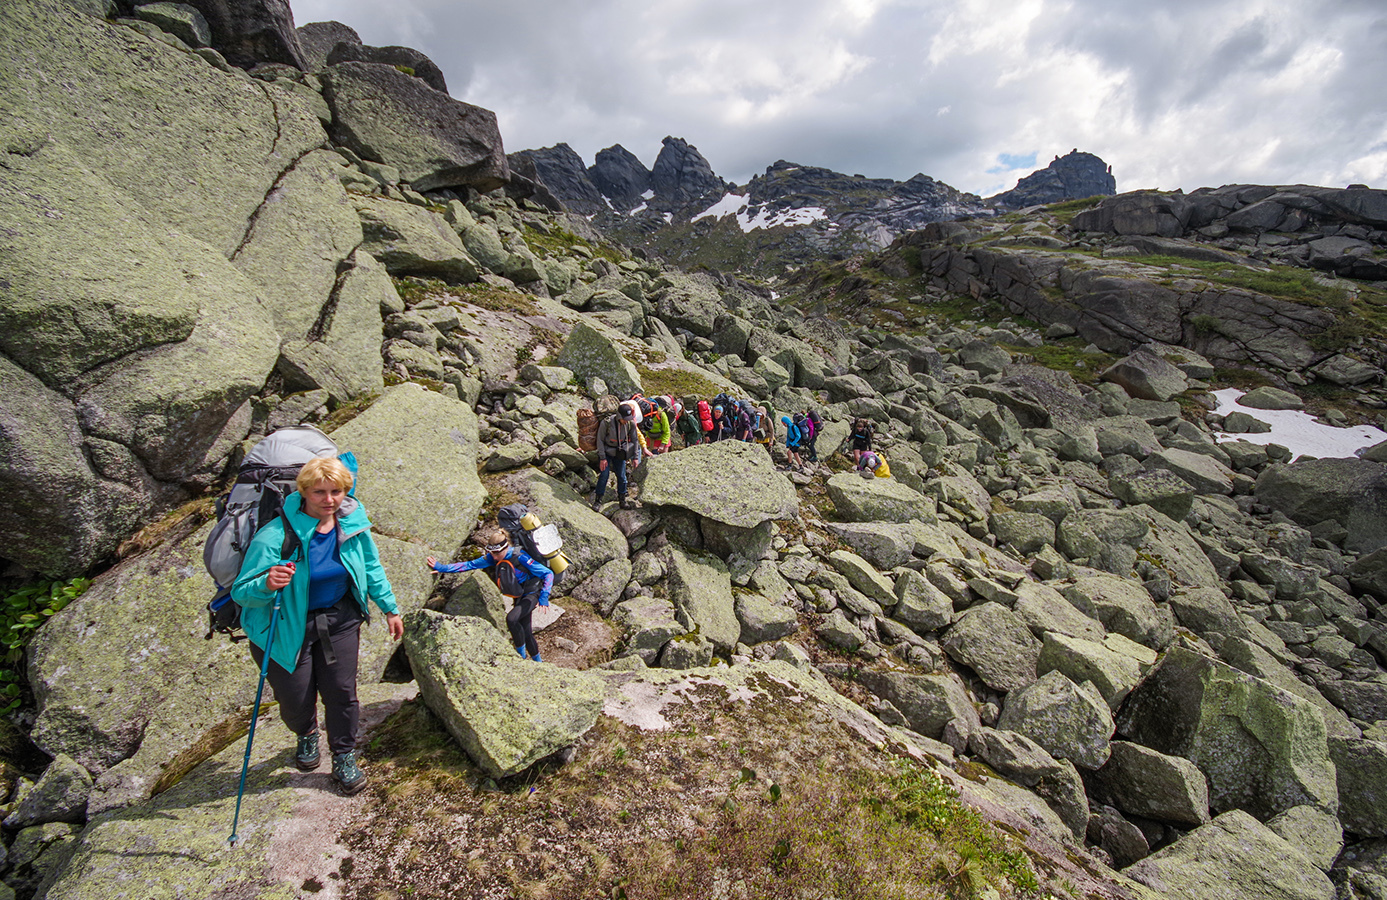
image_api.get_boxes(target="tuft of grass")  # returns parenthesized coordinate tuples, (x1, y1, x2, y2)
(319, 392, 380, 434)
(1044, 195, 1107, 224)
(633, 361, 727, 400)
(1127, 256, 1351, 308)
(522, 225, 624, 263)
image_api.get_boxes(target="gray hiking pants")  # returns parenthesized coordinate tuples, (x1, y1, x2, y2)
(249, 599, 363, 756)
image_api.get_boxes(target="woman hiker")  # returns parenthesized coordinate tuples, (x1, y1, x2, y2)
(427, 526, 553, 661)
(591, 400, 644, 510)
(232, 456, 404, 795)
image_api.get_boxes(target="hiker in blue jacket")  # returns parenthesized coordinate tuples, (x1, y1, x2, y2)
(781, 415, 806, 470)
(428, 525, 553, 662)
(232, 456, 403, 795)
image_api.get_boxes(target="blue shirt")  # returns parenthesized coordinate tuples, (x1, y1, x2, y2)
(307, 528, 349, 610)
(432, 547, 554, 605)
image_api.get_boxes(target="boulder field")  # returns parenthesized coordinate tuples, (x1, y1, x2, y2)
(2, 2, 1387, 899)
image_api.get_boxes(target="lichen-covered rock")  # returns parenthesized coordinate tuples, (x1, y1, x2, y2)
(1116, 645, 1337, 820)
(990, 511, 1056, 554)
(1064, 573, 1170, 649)
(825, 550, 897, 609)
(404, 611, 607, 778)
(816, 610, 865, 651)
(1092, 741, 1210, 827)
(997, 670, 1114, 770)
(826, 522, 915, 570)
(1109, 468, 1195, 520)
(1037, 632, 1146, 710)
(1101, 350, 1189, 402)
(353, 195, 479, 283)
(1056, 509, 1149, 575)
(941, 602, 1040, 694)
(826, 473, 937, 525)
(1266, 805, 1343, 873)
(1168, 587, 1251, 642)
(555, 321, 643, 398)
(1, 754, 91, 828)
(658, 632, 715, 669)
(1256, 458, 1387, 554)
(1122, 809, 1334, 900)
(569, 557, 633, 617)
(1145, 448, 1236, 495)
(328, 384, 485, 555)
(321, 61, 507, 192)
(892, 569, 953, 634)
(276, 249, 390, 404)
(612, 596, 687, 664)
(665, 544, 739, 653)
(1013, 581, 1106, 643)
(733, 593, 799, 646)
(1329, 736, 1387, 838)
(855, 670, 981, 749)
(636, 440, 798, 530)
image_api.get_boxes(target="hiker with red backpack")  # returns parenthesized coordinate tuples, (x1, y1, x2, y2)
(231, 456, 403, 796)
(428, 525, 553, 662)
(590, 400, 644, 509)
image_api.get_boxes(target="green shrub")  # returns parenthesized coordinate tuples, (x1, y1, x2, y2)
(0, 577, 91, 712)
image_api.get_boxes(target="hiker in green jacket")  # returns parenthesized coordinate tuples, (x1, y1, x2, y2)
(232, 456, 403, 795)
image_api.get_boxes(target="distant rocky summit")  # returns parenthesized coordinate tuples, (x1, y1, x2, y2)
(990, 150, 1117, 209)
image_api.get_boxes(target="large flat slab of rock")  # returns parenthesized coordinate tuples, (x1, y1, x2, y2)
(1037, 632, 1146, 710)
(1101, 350, 1189, 402)
(636, 440, 798, 530)
(827, 472, 937, 524)
(1122, 809, 1334, 900)
(1116, 645, 1337, 821)
(404, 611, 607, 778)
(353, 195, 479, 283)
(329, 384, 486, 556)
(322, 61, 507, 192)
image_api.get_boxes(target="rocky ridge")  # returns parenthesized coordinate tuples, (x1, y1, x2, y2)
(3, 2, 1387, 899)
(513, 141, 1117, 275)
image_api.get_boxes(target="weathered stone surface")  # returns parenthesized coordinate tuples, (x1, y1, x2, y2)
(658, 631, 715, 669)
(636, 440, 798, 530)
(612, 595, 686, 664)
(826, 522, 915, 570)
(1013, 581, 1106, 642)
(555, 321, 643, 399)
(322, 61, 507, 192)
(1064, 573, 1168, 649)
(1168, 587, 1251, 642)
(405, 611, 606, 778)
(276, 248, 389, 403)
(1116, 645, 1337, 820)
(1329, 736, 1387, 838)
(443, 571, 507, 630)
(941, 602, 1040, 694)
(855, 670, 981, 748)
(998, 670, 1114, 770)
(1037, 633, 1145, 710)
(1109, 468, 1195, 520)
(1, 754, 91, 828)
(1056, 509, 1149, 574)
(816, 609, 865, 651)
(1146, 447, 1236, 495)
(134, 2, 212, 48)
(325, 41, 448, 94)
(892, 568, 953, 634)
(1256, 458, 1387, 554)
(1122, 809, 1334, 900)
(825, 472, 936, 525)
(990, 511, 1056, 554)
(665, 545, 739, 653)
(1266, 805, 1343, 873)
(1101, 350, 1189, 401)
(353, 196, 479, 283)
(1093, 741, 1210, 827)
(826, 550, 897, 609)
(734, 593, 799, 645)
(1240, 386, 1304, 410)
(328, 384, 485, 554)
(569, 557, 632, 617)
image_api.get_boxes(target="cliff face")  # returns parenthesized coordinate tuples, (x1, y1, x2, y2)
(990, 150, 1117, 208)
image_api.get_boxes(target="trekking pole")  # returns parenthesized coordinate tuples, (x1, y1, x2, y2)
(228, 573, 286, 847)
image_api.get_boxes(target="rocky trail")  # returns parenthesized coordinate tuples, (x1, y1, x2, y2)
(4, 2, 1387, 899)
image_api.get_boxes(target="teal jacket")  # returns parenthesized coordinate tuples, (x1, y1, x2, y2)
(231, 492, 399, 674)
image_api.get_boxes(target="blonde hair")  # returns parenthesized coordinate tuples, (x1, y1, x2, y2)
(475, 526, 510, 550)
(296, 457, 354, 494)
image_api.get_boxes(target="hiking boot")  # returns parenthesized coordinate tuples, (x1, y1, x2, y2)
(332, 751, 367, 795)
(589, 492, 603, 511)
(619, 496, 633, 510)
(295, 731, 320, 771)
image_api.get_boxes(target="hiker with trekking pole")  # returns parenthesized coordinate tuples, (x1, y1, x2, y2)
(230, 456, 403, 807)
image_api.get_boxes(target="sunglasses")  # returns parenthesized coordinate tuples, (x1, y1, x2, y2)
(484, 542, 509, 553)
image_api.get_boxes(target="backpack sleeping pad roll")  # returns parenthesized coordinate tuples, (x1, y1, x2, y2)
(202, 424, 339, 640)
(497, 503, 569, 583)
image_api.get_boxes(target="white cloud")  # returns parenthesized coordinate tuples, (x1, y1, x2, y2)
(290, 0, 1387, 195)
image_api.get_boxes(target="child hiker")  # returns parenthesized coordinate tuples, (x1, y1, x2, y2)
(427, 526, 553, 661)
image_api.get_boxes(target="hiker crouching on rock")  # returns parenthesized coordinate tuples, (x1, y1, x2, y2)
(428, 526, 553, 662)
(232, 456, 404, 796)
(591, 400, 644, 510)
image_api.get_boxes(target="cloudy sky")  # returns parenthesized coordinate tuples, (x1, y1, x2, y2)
(293, 0, 1387, 198)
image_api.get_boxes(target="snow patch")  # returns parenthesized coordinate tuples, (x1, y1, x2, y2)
(1211, 388, 1387, 461)
(641, 189, 654, 200)
(693, 192, 828, 233)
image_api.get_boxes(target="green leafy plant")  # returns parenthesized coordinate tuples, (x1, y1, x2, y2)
(0, 577, 92, 713)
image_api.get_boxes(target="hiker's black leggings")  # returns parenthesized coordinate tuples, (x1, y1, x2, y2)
(508, 591, 540, 657)
(249, 599, 362, 756)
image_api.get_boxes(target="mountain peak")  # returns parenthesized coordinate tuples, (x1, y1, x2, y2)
(990, 149, 1117, 208)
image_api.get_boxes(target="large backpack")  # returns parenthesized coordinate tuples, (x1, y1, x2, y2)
(577, 394, 619, 452)
(496, 504, 569, 585)
(697, 399, 713, 432)
(803, 411, 819, 440)
(202, 425, 339, 640)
